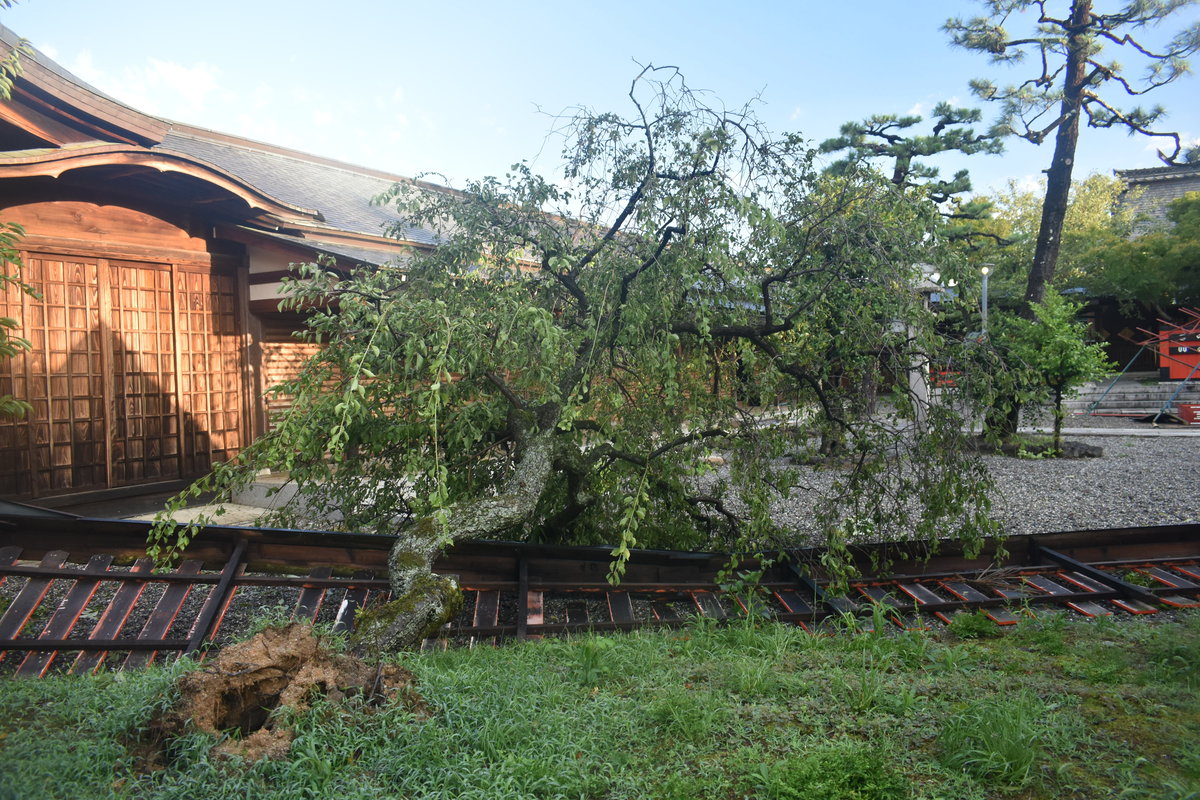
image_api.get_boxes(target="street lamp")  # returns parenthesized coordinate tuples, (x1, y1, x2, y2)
(980, 265, 991, 335)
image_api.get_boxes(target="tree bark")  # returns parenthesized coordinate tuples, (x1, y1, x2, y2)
(1052, 385, 1065, 456)
(350, 423, 559, 654)
(984, 403, 1021, 441)
(1024, 0, 1091, 314)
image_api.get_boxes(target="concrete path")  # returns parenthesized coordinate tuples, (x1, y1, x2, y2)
(126, 503, 269, 525)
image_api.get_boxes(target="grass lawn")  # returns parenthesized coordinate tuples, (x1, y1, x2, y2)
(0, 610, 1197, 799)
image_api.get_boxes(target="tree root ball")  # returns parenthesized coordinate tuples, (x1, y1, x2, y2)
(141, 623, 426, 764)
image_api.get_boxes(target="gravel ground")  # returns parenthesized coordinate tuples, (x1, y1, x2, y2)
(977, 432, 1196, 535)
(984, 412, 1198, 535)
(132, 410, 1194, 544)
(755, 412, 1198, 544)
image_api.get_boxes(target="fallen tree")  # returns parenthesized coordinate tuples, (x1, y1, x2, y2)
(151, 68, 997, 653)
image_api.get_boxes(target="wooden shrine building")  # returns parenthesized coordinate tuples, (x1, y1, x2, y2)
(0, 26, 436, 502)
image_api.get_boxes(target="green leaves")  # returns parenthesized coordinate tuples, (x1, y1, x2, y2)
(608, 467, 650, 586)
(999, 291, 1113, 451)
(819, 103, 1003, 214)
(0, 221, 37, 419)
(1083, 191, 1200, 307)
(148, 67, 1001, 587)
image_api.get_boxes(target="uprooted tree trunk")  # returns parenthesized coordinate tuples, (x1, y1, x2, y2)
(350, 417, 560, 654)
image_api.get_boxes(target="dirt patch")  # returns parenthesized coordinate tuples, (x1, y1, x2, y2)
(965, 434, 1104, 459)
(141, 623, 425, 763)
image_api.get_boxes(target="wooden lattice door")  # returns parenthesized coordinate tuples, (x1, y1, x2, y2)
(0, 255, 107, 496)
(0, 255, 244, 498)
(174, 267, 243, 477)
(107, 261, 182, 486)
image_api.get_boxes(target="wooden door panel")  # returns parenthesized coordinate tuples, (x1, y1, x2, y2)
(175, 267, 243, 477)
(0, 255, 107, 496)
(0, 255, 244, 498)
(107, 260, 179, 486)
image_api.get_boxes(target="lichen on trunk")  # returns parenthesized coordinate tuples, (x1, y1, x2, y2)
(350, 427, 559, 654)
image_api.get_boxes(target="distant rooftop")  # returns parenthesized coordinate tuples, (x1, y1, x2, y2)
(1116, 163, 1200, 232)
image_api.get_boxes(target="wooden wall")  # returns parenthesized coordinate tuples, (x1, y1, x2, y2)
(259, 314, 323, 429)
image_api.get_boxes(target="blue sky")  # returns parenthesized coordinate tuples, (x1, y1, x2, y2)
(5, 0, 1199, 196)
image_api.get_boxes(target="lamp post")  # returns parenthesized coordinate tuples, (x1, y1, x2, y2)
(980, 265, 991, 336)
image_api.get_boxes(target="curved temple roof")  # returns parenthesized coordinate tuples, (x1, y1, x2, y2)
(0, 23, 442, 252)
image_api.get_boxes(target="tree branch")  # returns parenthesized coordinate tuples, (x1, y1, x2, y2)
(484, 370, 527, 410)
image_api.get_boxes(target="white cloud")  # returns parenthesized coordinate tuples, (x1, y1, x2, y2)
(906, 102, 924, 116)
(234, 113, 283, 146)
(146, 59, 220, 104)
(249, 83, 275, 110)
(789, 105, 804, 121)
(313, 110, 334, 126)
(65, 51, 223, 120)
(1142, 134, 1196, 159)
(1012, 174, 1044, 193)
(288, 86, 314, 104)
(66, 50, 102, 85)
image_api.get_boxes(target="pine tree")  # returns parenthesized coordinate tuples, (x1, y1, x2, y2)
(946, 0, 1200, 310)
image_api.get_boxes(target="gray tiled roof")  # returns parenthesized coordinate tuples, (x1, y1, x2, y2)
(159, 131, 440, 246)
(1117, 164, 1200, 182)
(243, 228, 407, 266)
(1116, 164, 1200, 232)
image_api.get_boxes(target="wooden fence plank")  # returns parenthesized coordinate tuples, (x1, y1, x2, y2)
(332, 571, 374, 634)
(72, 558, 154, 674)
(471, 590, 500, 647)
(294, 567, 334, 622)
(17, 554, 113, 677)
(0, 550, 68, 661)
(123, 560, 202, 669)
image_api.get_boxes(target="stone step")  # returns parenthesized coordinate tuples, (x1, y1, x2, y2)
(1066, 404, 1200, 413)
(1067, 380, 1200, 404)
(1068, 393, 1200, 402)
(1065, 406, 1191, 415)
(1067, 393, 1198, 404)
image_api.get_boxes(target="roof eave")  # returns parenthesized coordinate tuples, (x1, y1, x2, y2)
(0, 142, 323, 223)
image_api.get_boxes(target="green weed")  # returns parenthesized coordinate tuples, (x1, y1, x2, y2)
(741, 740, 912, 799)
(645, 685, 729, 743)
(0, 615, 1195, 799)
(832, 663, 888, 712)
(947, 609, 1002, 639)
(1140, 616, 1200, 686)
(1012, 610, 1070, 655)
(573, 635, 615, 687)
(939, 691, 1044, 788)
(1121, 569, 1156, 588)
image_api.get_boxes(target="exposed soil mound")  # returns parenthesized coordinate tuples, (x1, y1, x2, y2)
(143, 623, 425, 763)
